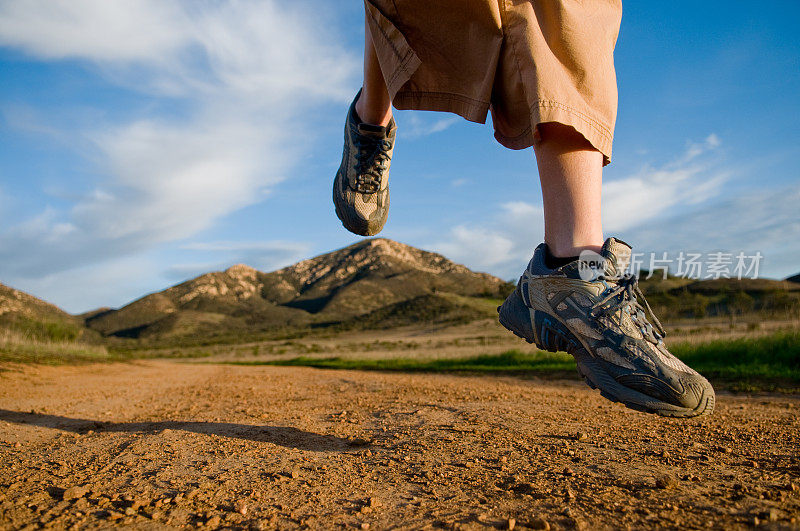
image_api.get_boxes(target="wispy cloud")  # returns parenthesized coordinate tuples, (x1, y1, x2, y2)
(166, 240, 311, 280)
(0, 0, 358, 283)
(427, 135, 799, 280)
(399, 114, 459, 139)
(603, 134, 727, 232)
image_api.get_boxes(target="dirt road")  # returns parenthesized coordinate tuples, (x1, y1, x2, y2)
(1, 361, 798, 529)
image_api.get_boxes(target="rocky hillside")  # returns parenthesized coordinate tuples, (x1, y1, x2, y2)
(0, 283, 88, 341)
(85, 238, 508, 342)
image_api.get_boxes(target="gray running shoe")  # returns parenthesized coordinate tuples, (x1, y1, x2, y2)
(498, 238, 715, 417)
(333, 90, 396, 236)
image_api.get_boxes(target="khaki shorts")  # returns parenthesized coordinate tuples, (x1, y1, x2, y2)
(364, 0, 622, 164)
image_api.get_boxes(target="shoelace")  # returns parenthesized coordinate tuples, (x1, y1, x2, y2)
(353, 134, 392, 193)
(589, 273, 666, 344)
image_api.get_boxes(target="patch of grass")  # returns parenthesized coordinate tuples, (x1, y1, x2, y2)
(227, 331, 800, 392)
(0, 330, 110, 365)
(670, 330, 800, 389)
(229, 348, 577, 374)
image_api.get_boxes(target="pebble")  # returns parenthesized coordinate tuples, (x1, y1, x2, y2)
(507, 517, 516, 530)
(206, 515, 221, 527)
(575, 432, 588, 442)
(529, 517, 550, 530)
(235, 500, 248, 516)
(655, 475, 675, 489)
(63, 486, 89, 501)
(563, 467, 575, 476)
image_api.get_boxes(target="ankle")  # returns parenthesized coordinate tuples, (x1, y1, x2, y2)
(355, 89, 392, 127)
(545, 239, 603, 259)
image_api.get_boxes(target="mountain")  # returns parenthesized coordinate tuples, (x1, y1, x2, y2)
(85, 238, 510, 342)
(0, 283, 88, 342)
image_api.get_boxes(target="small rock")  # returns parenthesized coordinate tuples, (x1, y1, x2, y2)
(507, 518, 516, 530)
(563, 467, 574, 476)
(124, 507, 135, 516)
(360, 524, 370, 530)
(206, 515, 221, 527)
(234, 500, 248, 516)
(107, 511, 123, 521)
(290, 469, 300, 479)
(655, 475, 675, 489)
(63, 486, 89, 501)
(368, 497, 381, 508)
(529, 517, 550, 530)
(575, 432, 588, 442)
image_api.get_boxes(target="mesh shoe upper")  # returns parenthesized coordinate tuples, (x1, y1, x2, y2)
(333, 91, 395, 236)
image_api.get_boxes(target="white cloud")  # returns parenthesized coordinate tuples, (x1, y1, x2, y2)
(429, 202, 544, 278)
(400, 113, 459, 138)
(427, 135, 797, 280)
(167, 240, 311, 279)
(0, 0, 358, 284)
(6, 254, 163, 313)
(603, 134, 727, 231)
(0, 0, 188, 62)
(628, 185, 800, 280)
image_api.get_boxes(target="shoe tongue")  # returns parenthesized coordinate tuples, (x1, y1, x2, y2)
(599, 237, 632, 277)
(358, 122, 388, 137)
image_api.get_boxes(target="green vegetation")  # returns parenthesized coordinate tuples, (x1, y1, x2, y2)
(232, 331, 800, 392)
(231, 348, 577, 374)
(0, 330, 109, 365)
(671, 331, 800, 390)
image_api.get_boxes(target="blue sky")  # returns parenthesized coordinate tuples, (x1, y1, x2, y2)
(0, 1, 798, 313)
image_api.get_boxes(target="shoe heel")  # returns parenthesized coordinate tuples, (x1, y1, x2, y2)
(498, 289, 582, 355)
(497, 288, 536, 344)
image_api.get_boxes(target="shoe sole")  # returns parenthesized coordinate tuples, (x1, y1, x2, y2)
(497, 288, 715, 418)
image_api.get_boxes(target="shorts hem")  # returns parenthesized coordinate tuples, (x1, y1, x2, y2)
(392, 91, 489, 124)
(494, 100, 614, 165)
(532, 100, 614, 165)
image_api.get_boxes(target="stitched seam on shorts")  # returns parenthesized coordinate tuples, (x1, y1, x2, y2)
(367, 5, 406, 64)
(386, 50, 419, 88)
(535, 100, 613, 141)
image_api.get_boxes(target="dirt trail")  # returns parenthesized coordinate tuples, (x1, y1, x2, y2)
(0, 361, 798, 530)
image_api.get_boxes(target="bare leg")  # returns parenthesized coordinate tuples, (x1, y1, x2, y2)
(355, 18, 392, 127)
(534, 122, 605, 258)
